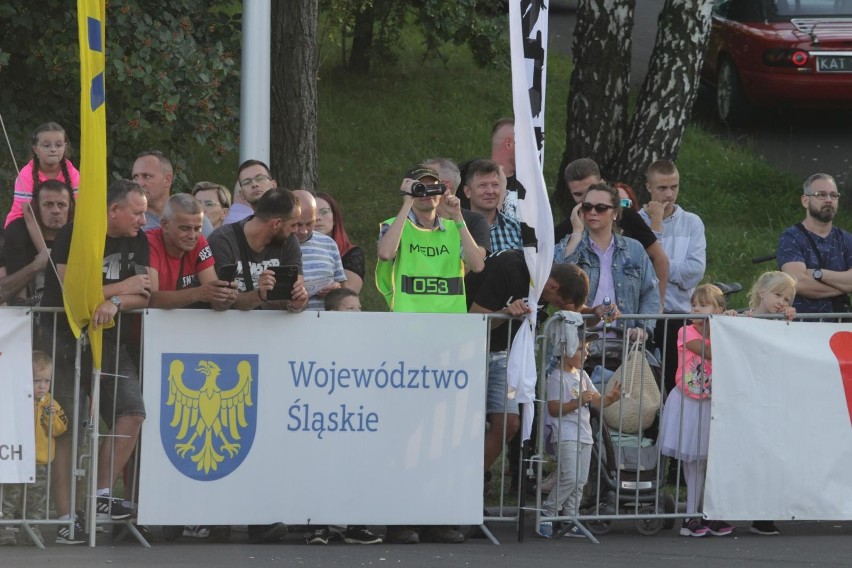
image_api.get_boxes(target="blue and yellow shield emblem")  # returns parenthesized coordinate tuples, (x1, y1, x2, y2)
(160, 353, 258, 481)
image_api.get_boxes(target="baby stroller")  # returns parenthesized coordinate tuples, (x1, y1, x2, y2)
(578, 329, 675, 535)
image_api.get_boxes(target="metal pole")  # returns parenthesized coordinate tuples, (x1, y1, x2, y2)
(240, 0, 272, 165)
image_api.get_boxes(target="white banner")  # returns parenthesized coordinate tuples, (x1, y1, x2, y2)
(706, 316, 852, 520)
(508, 0, 554, 441)
(139, 310, 487, 525)
(0, 309, 35, 483)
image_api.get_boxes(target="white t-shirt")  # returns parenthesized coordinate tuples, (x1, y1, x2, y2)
(546, 367, 598, 444)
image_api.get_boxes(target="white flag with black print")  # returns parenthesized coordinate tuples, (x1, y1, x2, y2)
(507, 0, 554, 441)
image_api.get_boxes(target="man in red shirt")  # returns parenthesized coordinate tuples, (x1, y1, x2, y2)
(147, 193, 236, 309)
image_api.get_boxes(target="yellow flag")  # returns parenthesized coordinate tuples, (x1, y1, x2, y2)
(66, 0, 108, 367)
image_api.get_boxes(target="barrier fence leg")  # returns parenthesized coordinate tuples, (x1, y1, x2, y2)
(88, 366, 100, 547)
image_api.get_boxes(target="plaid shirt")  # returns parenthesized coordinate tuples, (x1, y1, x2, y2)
(489, 211, 522, 253)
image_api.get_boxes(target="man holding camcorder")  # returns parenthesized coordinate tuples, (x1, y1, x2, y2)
(376, 165, 485, 313)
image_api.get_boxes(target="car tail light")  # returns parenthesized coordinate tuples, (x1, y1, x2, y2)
(763, 48, 810, 67)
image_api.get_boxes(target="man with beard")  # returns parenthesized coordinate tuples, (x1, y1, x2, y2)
(778, 173, 852, 314)
(222, 159, 278, 224)
(147, 193, 236, 310)
(208, 186, 308, 312)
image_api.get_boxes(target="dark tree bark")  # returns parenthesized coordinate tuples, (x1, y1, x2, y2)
(609, 0, 714, 201)
(271, 0, 319, 192)
(553, 0, 634, 218)
(348, 2, 375, 73)
(556, 0, 713, 208)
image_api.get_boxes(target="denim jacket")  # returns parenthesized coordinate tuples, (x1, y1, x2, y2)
(557, 230, 660, 332)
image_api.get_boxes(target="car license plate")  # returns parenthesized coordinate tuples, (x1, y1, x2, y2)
(816, 56, 852, 73)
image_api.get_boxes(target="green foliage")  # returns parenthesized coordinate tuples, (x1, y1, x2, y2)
(0, 0, 240, 207)
(318, 0, 508, 71)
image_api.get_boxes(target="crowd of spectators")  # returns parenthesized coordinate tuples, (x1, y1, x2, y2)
(0, 118, 849, 546)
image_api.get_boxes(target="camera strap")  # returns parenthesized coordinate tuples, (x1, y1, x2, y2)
(795, 222, 826, 269)
(795, 222, 850, 268)
(230, 221, 255, 292)
(795, 223, 851, 307)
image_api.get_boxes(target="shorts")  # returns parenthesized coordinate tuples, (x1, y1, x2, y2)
(47, 330, 145, 431)
(486, 351, 519, 415)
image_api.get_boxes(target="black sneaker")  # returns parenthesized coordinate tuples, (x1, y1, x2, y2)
(343, 526, 382, 544)
(209, 525, 232, 543)
(96, 496, 133, 520)
(56, 519, 86, 545)
(386, 526, 419, 544)
(421, 525, 465, 544)
(248, 522, 287, 544)
(750, 521, 780, 535)
(306, 527, 330, 545)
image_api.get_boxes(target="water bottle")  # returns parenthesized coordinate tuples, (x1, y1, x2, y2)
(602, 297, 614, 324)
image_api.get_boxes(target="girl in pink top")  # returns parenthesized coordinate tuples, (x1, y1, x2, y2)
(6, 123, 79, 243)
(659, 284, 735, 538)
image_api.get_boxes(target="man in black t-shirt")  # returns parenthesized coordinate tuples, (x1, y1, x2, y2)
(465, 249, 589, 475)
(554, 158, 668, 306)
(5, 179, 71, 304)
(40, 179, 153, 530)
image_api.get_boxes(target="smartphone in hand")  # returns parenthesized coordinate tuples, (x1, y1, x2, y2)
(267, 265, 299, 301)
(218, 264, 237, 283)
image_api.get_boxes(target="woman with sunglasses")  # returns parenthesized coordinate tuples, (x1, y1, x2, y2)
(555, 183, 659, 341)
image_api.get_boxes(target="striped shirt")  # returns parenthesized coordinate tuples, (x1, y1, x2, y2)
(299, 231, 346, 310)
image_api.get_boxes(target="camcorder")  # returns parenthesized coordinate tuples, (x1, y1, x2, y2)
(410, 181, 446, 197)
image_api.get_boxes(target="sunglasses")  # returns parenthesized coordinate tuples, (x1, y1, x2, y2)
(580, 202, 614, 213)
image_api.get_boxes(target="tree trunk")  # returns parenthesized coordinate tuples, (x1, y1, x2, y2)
(609, 0, 713, 202)
(271, 0, 319, 192)
(348, 3, 374, 74)
(553, 0, 634, 218)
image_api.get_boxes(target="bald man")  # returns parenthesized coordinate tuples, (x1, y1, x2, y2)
(292, 190, 347, 310)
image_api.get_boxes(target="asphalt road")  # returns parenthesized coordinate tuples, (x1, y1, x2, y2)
(0, 518, 849, 567)
(548, 2, 852, 191)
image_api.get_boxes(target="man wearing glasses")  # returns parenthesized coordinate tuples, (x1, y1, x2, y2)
(223, 159, 277, 224)
(778, 173, 852, 314)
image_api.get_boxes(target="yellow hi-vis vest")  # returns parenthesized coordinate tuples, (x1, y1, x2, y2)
(375, 217, 466, 313)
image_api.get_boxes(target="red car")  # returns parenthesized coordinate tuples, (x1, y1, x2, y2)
(702, 0, 852, 124)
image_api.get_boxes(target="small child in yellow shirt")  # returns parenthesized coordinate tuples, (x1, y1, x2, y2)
(0, 351, 67, 546)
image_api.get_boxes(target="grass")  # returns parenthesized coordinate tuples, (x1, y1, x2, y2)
(316, 40, 849, 311)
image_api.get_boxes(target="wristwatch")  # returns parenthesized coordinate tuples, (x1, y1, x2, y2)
(813, 269, 823, 282)
(108, 295, 122, 310)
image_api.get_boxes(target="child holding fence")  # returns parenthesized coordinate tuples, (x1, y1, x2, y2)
(746, 271, 797, 321)
(0, 351, 68, 546)
(743, 271, 796, 536)
(658, 284, 735, 537)
(538, 313, 621, 539)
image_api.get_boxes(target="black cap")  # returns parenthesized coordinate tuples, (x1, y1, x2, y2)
(404, 165, 441, 181)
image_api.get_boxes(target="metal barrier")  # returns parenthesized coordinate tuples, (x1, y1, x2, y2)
(479, 312, 532, 544)
(0, 307, 146, 549)
(530, 311, 852, 543)
(3, 308, 849, 547)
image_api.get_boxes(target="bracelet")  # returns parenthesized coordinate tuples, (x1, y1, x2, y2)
(257, 289, 266, 303)
(455, 221, 466, 229)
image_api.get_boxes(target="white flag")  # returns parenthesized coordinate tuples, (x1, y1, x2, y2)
(507, 0, 554, 441)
